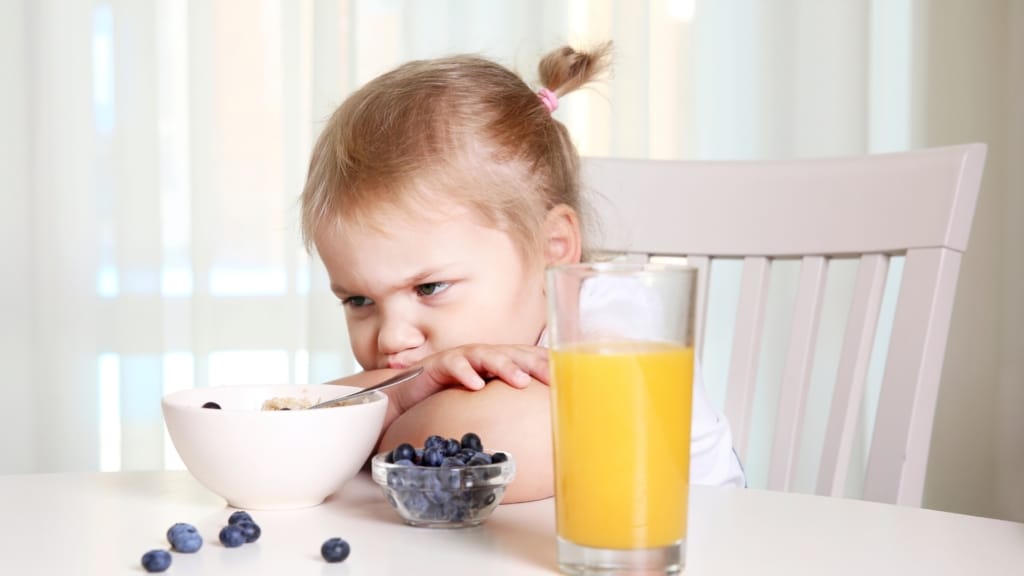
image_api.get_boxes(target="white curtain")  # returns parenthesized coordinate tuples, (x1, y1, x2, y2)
(2, 0, 1021, 522)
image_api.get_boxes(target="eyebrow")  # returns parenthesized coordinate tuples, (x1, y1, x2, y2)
(329, 267, 451, 298)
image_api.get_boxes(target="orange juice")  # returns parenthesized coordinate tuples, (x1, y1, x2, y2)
(550, 341, 693, 549)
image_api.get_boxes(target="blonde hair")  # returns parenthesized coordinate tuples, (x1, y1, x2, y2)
(300, 43, 612, 261)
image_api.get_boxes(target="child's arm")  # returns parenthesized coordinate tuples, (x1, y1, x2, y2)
(378, 379, 553, 503)
(325, 344, 554, 502)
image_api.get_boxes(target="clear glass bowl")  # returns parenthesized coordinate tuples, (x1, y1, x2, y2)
(370, 451, 516, 528)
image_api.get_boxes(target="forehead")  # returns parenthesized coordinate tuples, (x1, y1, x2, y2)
(315, 196, 523, 280)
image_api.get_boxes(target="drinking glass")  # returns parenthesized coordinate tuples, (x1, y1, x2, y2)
(546, 262, 696, 575)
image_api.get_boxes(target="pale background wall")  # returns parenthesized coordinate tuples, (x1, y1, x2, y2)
(0, 0, 34, 474)
(920, 0, 1023, 520)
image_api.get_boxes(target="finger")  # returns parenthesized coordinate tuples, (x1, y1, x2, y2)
(499, 346, 551, 385)
(437, 355, 487, 390)
(471, 351, 544, 389)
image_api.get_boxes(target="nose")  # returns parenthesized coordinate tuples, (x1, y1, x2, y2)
(376, 310, 425, 360)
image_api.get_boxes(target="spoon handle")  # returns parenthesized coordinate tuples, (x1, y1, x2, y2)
(308, 366, 424, 409)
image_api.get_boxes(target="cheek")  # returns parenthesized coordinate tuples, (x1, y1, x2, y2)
(345, 319, 377, 368)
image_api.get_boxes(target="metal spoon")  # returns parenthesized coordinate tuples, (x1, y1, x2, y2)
(306, 366, 424, 409)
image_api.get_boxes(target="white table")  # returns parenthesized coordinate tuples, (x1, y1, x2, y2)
(1, 470, 1021, 574)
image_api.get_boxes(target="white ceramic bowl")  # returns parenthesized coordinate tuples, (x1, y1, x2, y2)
(162, 384, 387, 510)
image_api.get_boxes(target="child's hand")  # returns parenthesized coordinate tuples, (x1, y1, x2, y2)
(390, 344, 549, 417)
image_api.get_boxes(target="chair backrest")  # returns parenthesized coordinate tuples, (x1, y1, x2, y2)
(582, 144, 986, 507)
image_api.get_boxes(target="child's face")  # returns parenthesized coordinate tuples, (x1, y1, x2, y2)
(315, 198, 549, 370)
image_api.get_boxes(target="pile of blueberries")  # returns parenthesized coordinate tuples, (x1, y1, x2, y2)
(140, 510, 351, 572)
(218, 511, 262, 548)
(380, 432, 511, 526)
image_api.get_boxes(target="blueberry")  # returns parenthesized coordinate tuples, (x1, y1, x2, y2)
(387, 470, 404, 489)
(424, 434, 445, 451)
(440, 456, 464, 468)
(460, 432, 483, 452)
(442, 500, 468, 522)
(166, 522, 196, 543)
(467, 452, 492, 466)
(228, 510, 253, 525)
(421, 448, 444, 467)
(392, 443, 416, 462)
(490, 451, 509, 464)
(166, 522, 202, 553)
(442, 438, 461, 457)
(321, 537, 351, 563)
(437, 467, 462, 492)
(235, 519, 261, 543)
(403, 467, 428, 489)
(141, 549, 172, 573)
(393, 458, 414, 467)
(219, 525, 246, 548)
(401, 490, 431, 515)
(422, 473, 447, 499)
(201, 401, 221, 409)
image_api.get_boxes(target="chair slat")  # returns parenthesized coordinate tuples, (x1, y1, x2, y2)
(687, 255, 711, 358)
(865, 248, 962, 505)
(817, 254, 890, 497)
(724, 256, 771, 460)
(767, 256, 827, 491)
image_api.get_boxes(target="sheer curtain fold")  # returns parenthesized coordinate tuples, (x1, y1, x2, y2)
(3, 0, 1021, 524)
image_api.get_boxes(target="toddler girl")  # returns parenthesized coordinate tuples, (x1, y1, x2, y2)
(300, 43, 744, 502)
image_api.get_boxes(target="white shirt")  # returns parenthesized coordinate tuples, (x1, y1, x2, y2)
(540, 276, 746, 488)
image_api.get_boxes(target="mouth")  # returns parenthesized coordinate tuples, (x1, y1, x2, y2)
(383, 359, 415, 370)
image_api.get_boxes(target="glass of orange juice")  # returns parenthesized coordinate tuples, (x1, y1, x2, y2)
(546, 262, 696, 575)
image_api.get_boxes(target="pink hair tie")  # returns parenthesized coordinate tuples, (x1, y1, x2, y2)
(538, 88, 559, 113)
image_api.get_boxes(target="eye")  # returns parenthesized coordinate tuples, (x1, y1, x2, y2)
(341, 295, 373, 309)
(415, 282, 450, 297)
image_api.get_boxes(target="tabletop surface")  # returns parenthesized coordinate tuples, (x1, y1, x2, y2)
(1, 470, 1021, 575)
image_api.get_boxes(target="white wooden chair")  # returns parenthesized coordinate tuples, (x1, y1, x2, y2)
(582, 144, 986, 507)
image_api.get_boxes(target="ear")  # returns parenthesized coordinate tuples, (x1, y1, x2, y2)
(542, 204, 582, 265)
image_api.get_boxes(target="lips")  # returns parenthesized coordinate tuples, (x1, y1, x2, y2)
(384, 357, 420, 370)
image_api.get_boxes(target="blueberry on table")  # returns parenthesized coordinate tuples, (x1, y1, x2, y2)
(235, 519, 261, 543)
(166, 522, 202, 553)
(201, 401, 221, 409)
(321, 537, 351, 563)
(141, 549, 172, 573)
(392, 443, 416, 463)
(228, 510, 253, 525)
(219, 524, 246, 548)
(460, 432, 483, 452)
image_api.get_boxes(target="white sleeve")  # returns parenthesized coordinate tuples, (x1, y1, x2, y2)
(689, 358, 746, 488)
